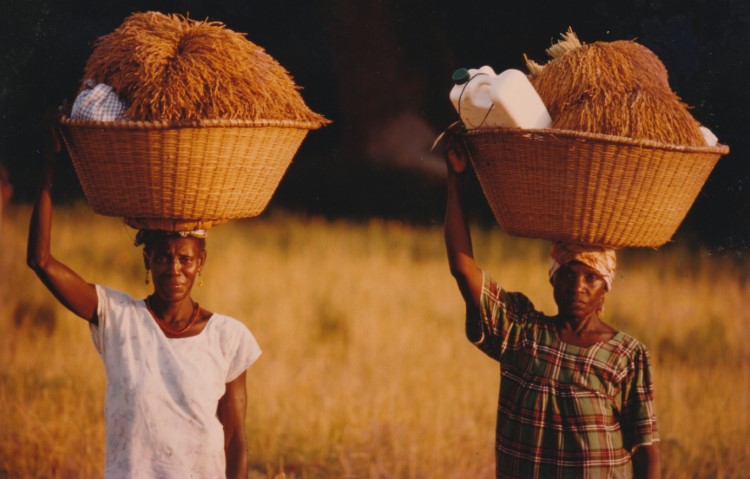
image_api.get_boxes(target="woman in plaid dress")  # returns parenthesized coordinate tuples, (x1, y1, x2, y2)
(442, 134, 661, 478)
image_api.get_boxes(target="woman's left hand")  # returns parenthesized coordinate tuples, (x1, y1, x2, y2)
(42, 107, 63, 162)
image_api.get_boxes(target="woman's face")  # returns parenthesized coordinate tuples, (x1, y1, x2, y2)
(552, 261, 607, 320)
(145, 237, 206, 303)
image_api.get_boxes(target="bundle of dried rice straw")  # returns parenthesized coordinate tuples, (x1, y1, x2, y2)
(80, 11, 329, 125)
(525, 28, 705, 146)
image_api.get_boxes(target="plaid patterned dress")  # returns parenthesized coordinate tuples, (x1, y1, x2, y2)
(470, 273, 659, 479)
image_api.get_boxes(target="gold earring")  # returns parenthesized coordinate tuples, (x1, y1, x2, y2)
(145, 269, 150, 285)
(198, 271, 203, 288)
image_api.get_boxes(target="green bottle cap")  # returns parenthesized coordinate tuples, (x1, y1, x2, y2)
(452, 68, 470, 85)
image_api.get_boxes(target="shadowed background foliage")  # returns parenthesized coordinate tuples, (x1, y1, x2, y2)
(1, 0, 748, 250)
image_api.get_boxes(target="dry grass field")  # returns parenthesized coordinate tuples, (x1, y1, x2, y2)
(0, 204, 748, 478)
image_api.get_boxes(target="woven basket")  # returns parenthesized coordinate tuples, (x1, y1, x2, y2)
(461, 127, 729, 248)
(59, 117, 321, 230)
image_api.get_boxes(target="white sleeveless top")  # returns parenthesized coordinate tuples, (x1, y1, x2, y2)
(90, 285, 261, 479)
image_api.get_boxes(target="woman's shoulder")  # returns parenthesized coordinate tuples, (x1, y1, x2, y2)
(206, 310, 241, 324)
(482, 271, 540, 316)
(205, 312, 261, 364)
(95, 285, 141, 309)
(500, 289, 545, 325)
(206, 312, 255, 337)
(611, 330, 649, 353)
(606, 330, 653, 370)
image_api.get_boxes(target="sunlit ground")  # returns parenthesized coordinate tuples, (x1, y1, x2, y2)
(1, 204, 748, 478)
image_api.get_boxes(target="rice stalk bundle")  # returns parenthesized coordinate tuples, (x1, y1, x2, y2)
(80, 11, 329, 126)
(552, 89, 707, 145)
(526, 29, 705, 146)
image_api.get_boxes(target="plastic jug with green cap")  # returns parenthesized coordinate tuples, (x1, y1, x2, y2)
(449, 65, 498, 129)
(449, 66, 552, 130)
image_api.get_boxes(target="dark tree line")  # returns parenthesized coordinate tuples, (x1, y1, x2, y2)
(2, 0, 748, 250)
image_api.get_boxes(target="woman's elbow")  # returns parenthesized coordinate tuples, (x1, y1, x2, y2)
(449, 263, 472, 291)
(27, 251, 49, 273)
(27, 248, 54, 279)
(27, 255, 43, 273)
(448, 255, 475, 280)
(448, 261, 463, 280)
(449, 267, 481, 307)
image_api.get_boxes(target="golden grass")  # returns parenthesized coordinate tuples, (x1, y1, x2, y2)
(1, 204, 748, 478)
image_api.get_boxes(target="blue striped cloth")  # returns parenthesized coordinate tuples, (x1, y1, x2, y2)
(71, 79, 129, 121)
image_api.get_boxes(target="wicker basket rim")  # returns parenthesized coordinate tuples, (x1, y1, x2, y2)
(60, 116, 323, 131)
(464, 126, 730, 155)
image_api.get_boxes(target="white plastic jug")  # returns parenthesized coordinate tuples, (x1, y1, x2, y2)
(489, 69, 552, 129)
(449, 67, 552, 130)
(449, 66, 499, 129)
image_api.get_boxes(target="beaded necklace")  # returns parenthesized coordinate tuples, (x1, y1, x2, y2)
(145, 296, 201, 337)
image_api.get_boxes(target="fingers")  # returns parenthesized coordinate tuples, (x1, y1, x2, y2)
(441, 124, 470, 175)
(445, 146, 468, 174)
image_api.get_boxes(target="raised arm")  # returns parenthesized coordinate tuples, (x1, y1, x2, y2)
(443, 129, 483, 308)
(27, 113, 98, 322)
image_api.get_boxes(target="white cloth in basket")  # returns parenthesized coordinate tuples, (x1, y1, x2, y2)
(71, 79, 129, 121)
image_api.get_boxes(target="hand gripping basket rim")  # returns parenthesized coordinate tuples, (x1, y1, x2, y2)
(59, 116, 323, 231)
(461, 126, 730, 248)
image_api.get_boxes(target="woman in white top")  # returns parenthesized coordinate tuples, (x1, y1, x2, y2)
(27, 115, 261, 479)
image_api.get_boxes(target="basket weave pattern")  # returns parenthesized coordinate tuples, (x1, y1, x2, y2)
(60, 117, 318, 230)
(463, 127, 729, 248)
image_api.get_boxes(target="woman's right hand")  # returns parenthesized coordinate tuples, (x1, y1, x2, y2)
(439, 122, 469, 175)
(445, 142, 467, 175)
